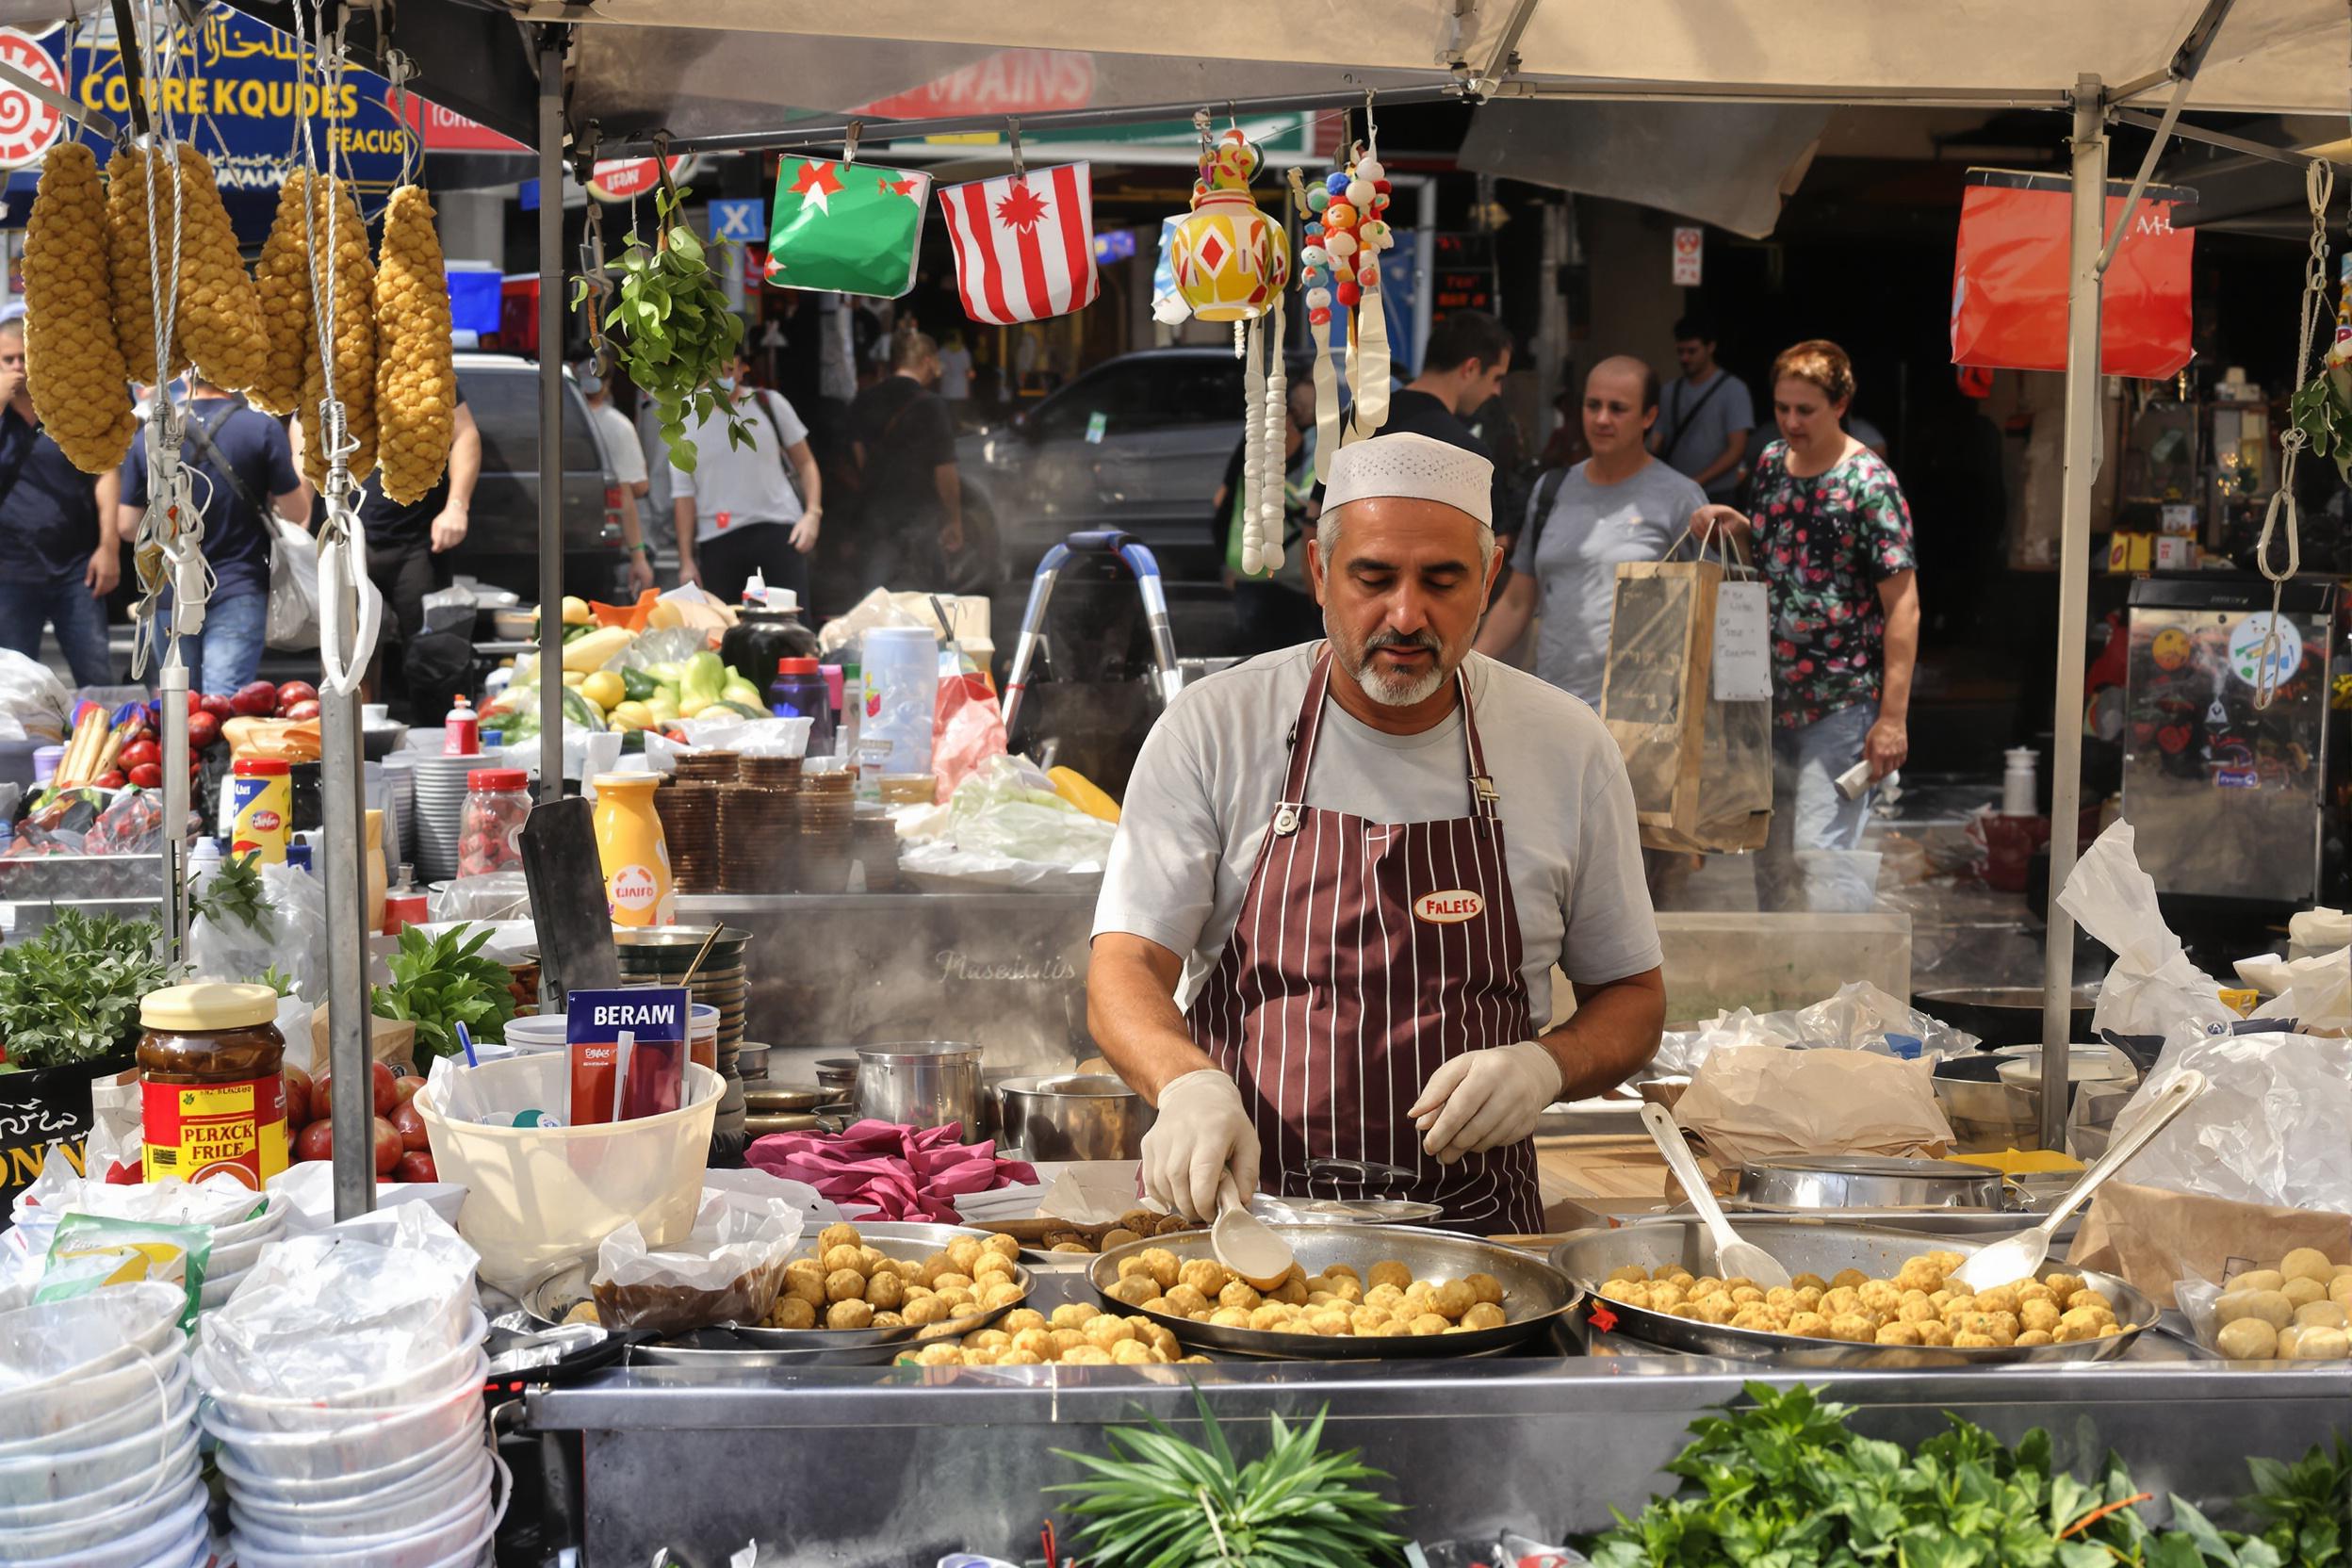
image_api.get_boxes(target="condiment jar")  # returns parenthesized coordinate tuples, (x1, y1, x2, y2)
(592, 773, 675, 926)
(459, 767, 531, 876)
(138, 981, 287, 1188)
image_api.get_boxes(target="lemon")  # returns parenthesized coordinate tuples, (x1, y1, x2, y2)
(561, 596, 593, 626)
(580, 671, 626, 712)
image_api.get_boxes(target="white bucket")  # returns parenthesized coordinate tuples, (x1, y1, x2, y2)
(0, 1356, 188, 1462)
(1, 1484, 206, 1568)
(233, 1445, 488, 1539)
(199, 1372, 484, 1482)
(200, 1342, 485, 1435)
(214, 1413, 479, 1505)
(498, 1013, 568, 1054)
(417, 1055, 721, 1292)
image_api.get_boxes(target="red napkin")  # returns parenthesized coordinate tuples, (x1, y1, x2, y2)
(744, 1119, 1037, 1222)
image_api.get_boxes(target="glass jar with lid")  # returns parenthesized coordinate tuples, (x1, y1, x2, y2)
(460, 767, 531, 876)
(138, 981, 288, 1188)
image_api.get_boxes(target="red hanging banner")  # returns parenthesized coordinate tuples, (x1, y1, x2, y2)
(1951, 170, 2197, 380)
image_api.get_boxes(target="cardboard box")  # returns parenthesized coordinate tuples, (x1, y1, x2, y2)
(2107, 531, 2153, 572)
(2154, 535, 2196, 571)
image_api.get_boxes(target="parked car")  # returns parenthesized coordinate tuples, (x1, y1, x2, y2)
(449, 353, 630, 601)
(958, 348, 1269, 584)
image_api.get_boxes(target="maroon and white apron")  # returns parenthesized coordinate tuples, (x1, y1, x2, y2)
(1184, 646, 1544, 1234)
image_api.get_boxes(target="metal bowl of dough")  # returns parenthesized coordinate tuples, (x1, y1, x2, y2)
(1087, 1225, 1579, 1361)
(1730, 1155, 2010, 1212)
(1550, 1217, 2157, 1368)
(523, 1220, 1023, 1367)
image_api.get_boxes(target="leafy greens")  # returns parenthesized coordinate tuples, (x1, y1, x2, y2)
(0, 909, 168, 1071)
(370, 923, 517, 1061)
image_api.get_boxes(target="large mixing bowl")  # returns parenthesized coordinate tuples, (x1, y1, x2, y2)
(995, 1074, 1154, 1160)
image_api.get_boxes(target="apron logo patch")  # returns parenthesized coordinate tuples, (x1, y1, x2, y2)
(1413, 890, 1484, 923)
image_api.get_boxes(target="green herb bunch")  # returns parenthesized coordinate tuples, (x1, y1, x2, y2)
(0, 909, 167, 1071)
(370, 924, 517, 1061)
(189, 851, 268, 938)
(1590, 1382, 2349, 1568)
(576, 180, 750, 474)
(1051, 1391, 1406, 1568)
(2289, 365, 2352, 482)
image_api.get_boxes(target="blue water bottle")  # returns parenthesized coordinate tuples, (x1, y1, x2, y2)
(768, 657, 835, 757)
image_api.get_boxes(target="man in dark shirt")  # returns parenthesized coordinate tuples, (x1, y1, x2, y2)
(1373, 309, 1513, 536)
(847, 330, 961, 592)
(121, 379, 309, 695)
(0, 314, 122, 687)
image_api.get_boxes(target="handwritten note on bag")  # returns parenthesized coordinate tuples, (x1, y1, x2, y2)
(1712, 580, 1772, 702)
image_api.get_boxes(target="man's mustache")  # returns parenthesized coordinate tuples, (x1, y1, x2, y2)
(1363, 629, 1444, 656)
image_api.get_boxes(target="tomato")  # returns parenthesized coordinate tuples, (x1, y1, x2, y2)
(295, 1119, 334, 1162)
(391, 1152, 438, 1184)
(370, 1116, 403, 1175)
(369, 1060, 399, 1117)
(282, 699, 322, 722)
(187, 711, 221, 750)
(390, 1102, 430, 1152)
(274, 680, 318, 712)
(197, 694, 235, 723)
(392, 1075, 425, 1106)
(229, 681, 279, 717)
(90, 771, 123, 790)
(126, 763, 161, 789)
(118, 740, 160, 770)
(283, 1066, 313, 1128)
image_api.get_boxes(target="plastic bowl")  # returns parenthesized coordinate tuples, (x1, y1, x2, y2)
(0, 1356, 189, 1462)
(0, 1401, 199, 1507)
(2, 1484, 206, 1568)
(0, 1331, 188, 1446)
(209, 1195, 289, 1248)
(498, 1014, 568, 1054)
(419, 1056, 722, 1292)
(229, 1467, 491, 1566)
(0, 1284, 183, 1401)
(233, 1446, 488, 1539)
(202, 1345, 485, 1437)
(205, 1230, 271, 1277)
(0, 1469, 204, 1560)
(216, 1416, 480, 1506)
(199, 1374, 484, 1482)
(197, 1315, 485, 1428)
(0, 1426, 198, 1529)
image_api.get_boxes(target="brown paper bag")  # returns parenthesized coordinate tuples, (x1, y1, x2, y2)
(1672, 1047, 1953, 1167)
(2065, 1180, 2352, 1308)
(308, 1009, 418, 1078)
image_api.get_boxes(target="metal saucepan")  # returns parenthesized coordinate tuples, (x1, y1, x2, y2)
(814, 1057, 860, 1097)
(1916, 986, 2098, 1048)
(1088, 1224, 1580, 1360)
(1731, 1155, 2009, 1212)
(1550, 1217, 2159, 1368)
(853, 1042, 986, 1140)
(995, 1074, 1155, 1160)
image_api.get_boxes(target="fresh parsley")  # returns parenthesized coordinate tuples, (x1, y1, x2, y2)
(370, 923, 517, 1061)
(0, 910, 168, 1071)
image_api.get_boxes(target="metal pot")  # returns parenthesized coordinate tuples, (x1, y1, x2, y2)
(1916, 986, 2098, 1047)
(852, 1042, 985, 1141)
(813, 1057, 859, 1097)
(995, 1074, 1154, 1160)
(1730, 1154, 2007, 1211)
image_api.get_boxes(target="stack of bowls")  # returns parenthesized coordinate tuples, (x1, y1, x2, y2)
(799, 769, 856, 892)
(201, 1303, 499, 1568)
(197, 1190, 290, 1313)
(410, 754, 493, 882)
(739, 754, 803, 790)
(674, 750, 740, 785)
(0, 1283, 209, 1568)
(654, 779, 722, 893)
(718, 784, 799, 892)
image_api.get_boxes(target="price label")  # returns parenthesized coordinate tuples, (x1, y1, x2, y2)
(1711, 581, 1772, 701)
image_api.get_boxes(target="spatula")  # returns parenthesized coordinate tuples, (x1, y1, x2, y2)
(1640, 1102, 1792, 1289)
(1210, 1176, 1297, 1289)
(1952, 1069, 2206, 1292)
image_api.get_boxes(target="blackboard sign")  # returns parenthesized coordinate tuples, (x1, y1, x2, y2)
(0, 1055, 127, 1210)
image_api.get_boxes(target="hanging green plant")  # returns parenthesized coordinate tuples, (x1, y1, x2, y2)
(573, 174, 750, 473)
(1049, 1391, 1406, 1568)
(2288, 363, 2352, 482)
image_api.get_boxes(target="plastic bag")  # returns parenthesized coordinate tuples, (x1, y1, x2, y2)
(2239, 951, 2352, 1034)
(0, 648, 71, 744)
(932, 677, 1007, 801)
(37, 1212, 211, 1329)
(1649, 981, 1976, 1078)
(590, 1189, 805, 1333)
(265, 516, 320, 650)
(614, 626, 719, 676)
(2106, 1026, 2352, 1214)
(814, 586, 930, 657)
(429, 873, 533, 923)
(188, 857, 330, 1003)
(895, 756, 1116, 891)
(2055, 820, 2233, 1042)
(82, 788, 162, 854)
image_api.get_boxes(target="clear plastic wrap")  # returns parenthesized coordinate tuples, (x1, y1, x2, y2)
(427, 874, 532, 923)
(2055, 820, 2234, 1041)
(1649, 980, 1977, 1078)
(0, 648, 72, 745)
(0, 1281, 182, 1393)
(2109, 1026, 2352, 1214)
(589, 1188, 805, 1333)
(187, 857, 330, 1003)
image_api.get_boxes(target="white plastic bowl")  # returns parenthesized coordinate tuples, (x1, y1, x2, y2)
(229, 1467, 491, 1566)
(498, 1013, 568, 1054)
(142, 1516, 215, 1568)
(233, 1446, 489, 1539)
(0, 1427, 197, 1530)
(0, 1402, 198, 1507)
(215, 1415, 480, 1506)
(205, 1231, 270, 1277)
(0, 1284, 183, 1400)
(0, 1356, 189, 1462)
(195, 1266, 250, 1313)
(197, 1320, 485, 1429)
(0, 1469, 204, 1560)
(208, 1191, 289, 1244)
(198, 1373, 484, 1482)
(2, 1485, 206, 1568)
(0, 1331, 188, 1446)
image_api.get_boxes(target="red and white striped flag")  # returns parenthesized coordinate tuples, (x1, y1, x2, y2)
(938, 164, 1100, 325)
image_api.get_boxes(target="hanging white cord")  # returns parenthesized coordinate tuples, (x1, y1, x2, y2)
(2251, 158, 2331, 711)
(128, 0, 201, 682)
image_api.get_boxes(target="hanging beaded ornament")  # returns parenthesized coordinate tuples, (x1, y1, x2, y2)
(1289, 116, 1397, 482)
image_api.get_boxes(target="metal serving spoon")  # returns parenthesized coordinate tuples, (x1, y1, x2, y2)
(1640, 1102, 1792, 1289)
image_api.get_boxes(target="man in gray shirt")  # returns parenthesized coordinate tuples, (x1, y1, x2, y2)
(1653, 313, 1754, 502)
(1474, 356, 1705, 708)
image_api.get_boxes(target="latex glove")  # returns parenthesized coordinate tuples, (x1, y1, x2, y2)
(1408, 1041, 1562, 1165)
(1140, 1069, 1259, 1222)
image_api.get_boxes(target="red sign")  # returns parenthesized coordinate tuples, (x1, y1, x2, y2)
(0, 29, 66, 170)
(387, 90, 528, 154)
(587, 155, 687, 203)
(858, 49, 1095, 119)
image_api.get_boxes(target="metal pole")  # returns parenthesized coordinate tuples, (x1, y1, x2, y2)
(157, 665, 189, 964)
(536, 24, 564, 803)
(2040, 75, 2106, 1154)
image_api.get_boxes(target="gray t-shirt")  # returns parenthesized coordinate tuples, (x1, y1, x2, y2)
(1511, 460, 1705, 708)
(1658, 370, 1756, 499)
(1093, 645, 1663, 1022)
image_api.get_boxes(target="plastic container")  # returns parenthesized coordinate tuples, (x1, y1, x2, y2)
(0, 1284, 182, 1407)
(197, 1330, 487, 1433)
(0, 1335, 185, 1446)
(442, 696, 480, 757)
(0, 1427, 194, 1527)
(29, 743, 61, 784)
(228, 1458, 496, 1567)
(767, 657, 834, 757)
(2001, 746, 2038, 816)
(137, 980, 287, 1188)
(3, 1485, 206, 1568)
(592, 772, 675, 927)
(0, 1470, 204, 1560)
(233, 1444, 488, 1538)
(384, 860, 429, 934)
(0, 1411, 195, 1507)
(230, 757, 293, 863)
(688, 1001, 719, 1073)
(855, 627, 939, 800)
(214, 1414, 480, 1506)
(499, 1013, 569, 1054)
(416, 1055, 723, 1293)
(720, 596, 822, 701)
(198, 1374, 484, 1483)
(0, 1358, 188, 1464)
(458, 768, 531, 877)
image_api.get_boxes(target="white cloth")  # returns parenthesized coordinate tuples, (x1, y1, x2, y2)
(668, 388, 808, 547)
(587, 400, 646, 487)
(1323, 431, 1494, 526)
(1094, 644, 1663, 1022)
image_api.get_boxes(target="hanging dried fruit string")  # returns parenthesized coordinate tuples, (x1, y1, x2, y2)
(374, 48, 456, 505)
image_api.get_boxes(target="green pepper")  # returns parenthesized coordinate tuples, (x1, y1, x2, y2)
(621, 667, 659, 703)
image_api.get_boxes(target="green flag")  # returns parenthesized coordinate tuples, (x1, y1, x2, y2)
(764, 157, 933, 298)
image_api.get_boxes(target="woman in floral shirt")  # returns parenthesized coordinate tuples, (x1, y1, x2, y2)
(1694, 340, 1919, 911)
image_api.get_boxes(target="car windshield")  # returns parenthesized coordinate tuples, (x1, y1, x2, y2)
(460, 368, 606, 475)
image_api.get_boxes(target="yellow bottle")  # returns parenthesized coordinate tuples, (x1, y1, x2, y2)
(592, 774, 674, 926)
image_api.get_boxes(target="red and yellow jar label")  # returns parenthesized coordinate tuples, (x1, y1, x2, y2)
(141, 1075, 288, 1187)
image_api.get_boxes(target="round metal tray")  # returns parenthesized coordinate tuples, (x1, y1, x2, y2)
(1086, 1225, 1579, 1361)
(523, 1219, 1025, 1367)
(1551, 1217, 2159, 1368)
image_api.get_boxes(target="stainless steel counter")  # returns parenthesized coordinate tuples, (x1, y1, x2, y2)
(523, 1266, 2352, 1567)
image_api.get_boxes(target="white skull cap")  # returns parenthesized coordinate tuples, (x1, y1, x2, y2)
(1321, 432, 1493, 528)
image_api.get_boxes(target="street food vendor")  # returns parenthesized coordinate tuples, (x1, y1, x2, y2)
(1088, 432, 1665, 1233)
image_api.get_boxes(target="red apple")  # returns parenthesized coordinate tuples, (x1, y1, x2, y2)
(370, 1116, 402, 1175)
(90, 771, 123, 790)
(274, 680, 318, 712)
(187, 712, 220, 751)
(283, 700, 321, 723)
(369, 1060, 399, 1117)
(389, 1102, 430, 1153)
(392, 1075, 425, 1107)
(295, 1119, 334, 1162)
(229, 681, 279, 717)
(126, 763, 161, 789)
(282, 1066, 312, 1128)
(197, 694, 235, 723)
(391, 1152, 438, 1184)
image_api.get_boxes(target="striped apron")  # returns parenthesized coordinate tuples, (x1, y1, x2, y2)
(1184, 646, 1544, 1234)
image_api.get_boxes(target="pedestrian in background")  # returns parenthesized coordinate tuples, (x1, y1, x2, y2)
(671, 343, 823, 607)
(578, 362, 655, 594)
(1653, 314, 1754, 503)
(847, 328, 964, 592)
(0, 313, 121, 687)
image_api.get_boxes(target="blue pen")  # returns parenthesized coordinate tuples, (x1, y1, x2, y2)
(456, 1021, 479, 1068)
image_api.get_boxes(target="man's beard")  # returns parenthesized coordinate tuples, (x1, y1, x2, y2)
(1330, 623, 1454, 707)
